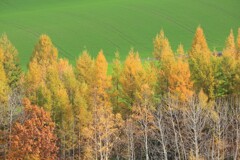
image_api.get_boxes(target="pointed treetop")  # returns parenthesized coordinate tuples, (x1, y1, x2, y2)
(112, 51, 121, 75)
(76, 50, 94, 84)
(0, 33, 18, 56)
(223, 29, 236, 57)
(177, 44, 185, 56)
(32, 34, 58, 62)
(153, 30, 173, 60)
(225, 29, 235, 51)
(80, 50, 91, 59)
(191, 26, 209, 52)
(39, 34, 52, 46)
(124, 49, 142, 74)
(95, 50, 109, 82)
(96, 50, 108, 70)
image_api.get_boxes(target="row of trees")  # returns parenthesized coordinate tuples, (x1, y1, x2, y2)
(0, 27, 240, 159)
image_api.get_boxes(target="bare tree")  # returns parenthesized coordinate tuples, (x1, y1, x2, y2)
(184, 95, 210, 159)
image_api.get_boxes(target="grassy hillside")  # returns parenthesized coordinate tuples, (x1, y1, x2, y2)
(0, 0, 239, 69)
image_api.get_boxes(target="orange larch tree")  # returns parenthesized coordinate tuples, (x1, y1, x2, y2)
(168, 45, 193, 102)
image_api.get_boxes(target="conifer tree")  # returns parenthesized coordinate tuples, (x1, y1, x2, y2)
(46, 65, 74, 159)
(75, 50, 94, 85)
(89, 50, 121, 159)
(0, 48, 10, 159)
(153, 30, 174, 62)
(25, 35, 58, 104)
(120, 49, 144, 117)
(0, 48, 9, 104)
(111, 52, 122, 114)
(0, 34, 22, 89)
(220, 30, 237, 95)
(168, 45, 193, 101)
(188, 27, 215, 99)
(153, 30, 175, 97)
(237, 28, 240, 59)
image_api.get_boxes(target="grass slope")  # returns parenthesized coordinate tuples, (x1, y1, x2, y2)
(0, 0, 239, 69)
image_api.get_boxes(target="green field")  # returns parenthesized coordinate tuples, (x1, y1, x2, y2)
(0, 0, 239, 69)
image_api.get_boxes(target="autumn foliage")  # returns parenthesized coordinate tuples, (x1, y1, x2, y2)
(0, 27, 240, 159)
(8, 98, 58, 160)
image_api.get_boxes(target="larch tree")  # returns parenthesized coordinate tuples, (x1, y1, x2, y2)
(58, 58, 80, 158)
(90, 50, 121, 160)
(220, 30, 238, 95)
(75, 50, 94, 85)
(111, 52, 123, 114)
(237, 28, 240, 59)
(188, 27, 215, 99)
(0, 34, 22, 90)
(0, 35, 23, 158)
(168, 45, 193, 102)
(75, 50, 95, 112)
(75, 51, 96, 159)
(153, 30, 174, 62)
(0, 48, 9, 104)
(120, 49, 144, 117)
(46, 65, 74, 159)
(132, 84, 155, 160)
(8, 98, 58, 160)
(25, 35, 58, 105)
(234, 28, 240, 94)
(153, 30, 175, 97)
(0, 48, 10, 159)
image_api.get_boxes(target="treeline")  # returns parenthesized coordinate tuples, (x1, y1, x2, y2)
(0, 27, 240, 159)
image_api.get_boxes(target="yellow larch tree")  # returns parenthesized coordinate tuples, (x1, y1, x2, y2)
(132, 83, 155, 160)
(188, 26, 215, 99)
(46, 65, 74, 159)
(0, 48, 10, 158)
(25, 35, 58, 105)
(153, 30, 174, 62)
(89, 50, 121, 160)
(0, 48, 9, 104)
(235, 28, 240, 93)
(153, 30, 175, 97)
(237, 28, 240, 59)
(168, 45, 193, 102)
(221, 30, 238, 95)
(111, 52, 123, 114)
(75, 50, 94, 85)
(0, 34, 22, 89)
(120, 49, 144, 117)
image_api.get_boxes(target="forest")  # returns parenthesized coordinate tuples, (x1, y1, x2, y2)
(0, 27, 240, 159)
